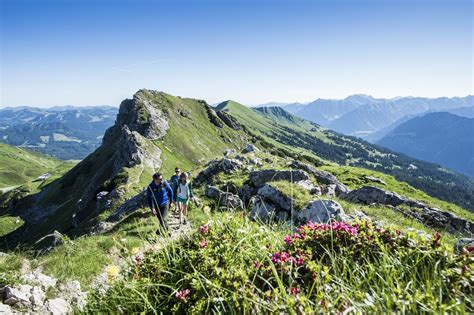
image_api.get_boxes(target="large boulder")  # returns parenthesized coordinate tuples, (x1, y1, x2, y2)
(290, 161, 349, 195)
(205, 186, 243, 209)
(250, 197, 277, 222)
(257, 184, 293, 211)
(342, 186, 405, 206)
(297, 200, 347, 224)
(239, 184, 257, 205)
(194, 158, 243, 186)
(248, 169, 310, 188)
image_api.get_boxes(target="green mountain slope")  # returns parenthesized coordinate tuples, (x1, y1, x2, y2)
(0, 142, 74, 189)
(217, 101, 474, 212)
(0, 90, 251, 249)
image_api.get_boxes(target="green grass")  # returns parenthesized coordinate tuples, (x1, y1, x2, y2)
(323, 164, 474, 222)
(0, 215, 24, 237)
(0, 142, 74, 189)
(85, 211, 473, 313)
(267, 180, 312, 211)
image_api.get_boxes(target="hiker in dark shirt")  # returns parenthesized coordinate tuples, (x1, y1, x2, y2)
(146, 173, 174, 235)
(169, 167, 181, 212)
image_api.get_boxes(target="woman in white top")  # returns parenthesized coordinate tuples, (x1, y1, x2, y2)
(174, 172, 194, 225)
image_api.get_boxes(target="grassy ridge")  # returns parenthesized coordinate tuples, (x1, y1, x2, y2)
(0, 142, 74, 189)
(217, 101, 474, 212)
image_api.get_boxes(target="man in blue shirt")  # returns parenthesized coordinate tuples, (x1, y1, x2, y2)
(146, 173, 174, 235)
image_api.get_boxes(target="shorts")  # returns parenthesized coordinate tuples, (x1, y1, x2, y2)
(176, 196, 189, 204)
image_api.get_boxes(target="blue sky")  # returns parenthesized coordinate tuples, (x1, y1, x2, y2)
(1, 0, 472, 107)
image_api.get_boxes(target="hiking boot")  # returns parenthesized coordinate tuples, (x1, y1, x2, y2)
(183, 218, 187, 225)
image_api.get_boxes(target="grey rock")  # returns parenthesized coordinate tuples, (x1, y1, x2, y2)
(290, 161, 349, 195)
(243, 143, 259, 153)
(20, 270, 57, 290)
(322, 184, 336, 197)
(364, 175, 386, 185)
(222, 158, 243, 173)
(194, 158, 243, 186)
(205, 186, 243, 209)
(276, 210, 289, 222)
(257, 184, 293, 211)
(206, 106, 224, 128)
(454, 238, 474, 253)
(46, 298, 71, 315)
(2, 286, 30, 305)
(216, 110, 241, 130)
(295, 180, 321, 195)
(30, 286, 46, 306)
(59, 280, 87, 312)
(342, 186, 405, 207)
(239, 184, 257, 205)
(105, 190, 146, 223)
(0, 303, 13, 314)
(297, 199, 347, 224)
(223, 149, 236, 157)
(394, 206, 474, 235)
(220, 183, 239, 195)
(249, 169, 310, 188)
(250, 197, 276, 222)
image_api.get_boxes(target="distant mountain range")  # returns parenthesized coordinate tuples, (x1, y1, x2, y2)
(377, 112, 474, 179)
(0, 106, 118, 160)
(257, 95, 473, 138)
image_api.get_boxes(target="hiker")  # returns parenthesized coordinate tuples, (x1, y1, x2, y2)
(174, 172, 194, 225)
(146, 173, 174, 235)
(169, 167, 181, 211)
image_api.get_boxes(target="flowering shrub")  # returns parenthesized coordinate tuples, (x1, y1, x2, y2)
(87, 213, 473, 314)
(257, 220, 473, 311)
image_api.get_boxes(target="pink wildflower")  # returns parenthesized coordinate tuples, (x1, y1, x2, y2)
(199, 239, 208, 248)
(176, 289, 190, 303)
(290, 287, 299, 296)
(199, 224, 209, 234)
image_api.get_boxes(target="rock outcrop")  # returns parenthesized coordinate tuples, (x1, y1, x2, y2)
(248, 169, 310, 188)
(205, 186, 243, 210)
(297, 200, 347, 224)
(342, 186, 405, 206)
(343, 186, 474, 234)
(0, 269, 87, 314)
(290, 161, 349, 195)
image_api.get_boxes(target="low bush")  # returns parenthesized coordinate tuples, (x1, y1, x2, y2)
(85, 213, 473, 313)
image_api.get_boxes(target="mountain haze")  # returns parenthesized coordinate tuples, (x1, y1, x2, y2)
(377, 112, 474, 178)
(280, 95, 473, 138)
